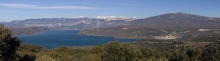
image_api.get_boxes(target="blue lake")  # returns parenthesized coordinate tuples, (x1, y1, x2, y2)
(19, 30, 137, 49)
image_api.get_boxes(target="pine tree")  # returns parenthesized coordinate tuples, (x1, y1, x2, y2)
(0, 24, 21, 61)
(102, 40, 142, 61)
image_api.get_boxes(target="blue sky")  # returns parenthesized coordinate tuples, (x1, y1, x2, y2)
(0, 0, 219, 22)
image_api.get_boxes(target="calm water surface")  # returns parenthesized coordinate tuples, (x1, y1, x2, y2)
(19, 30, 137, 49)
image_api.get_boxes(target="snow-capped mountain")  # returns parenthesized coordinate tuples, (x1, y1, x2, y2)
(2, 17, 139, 30)
(73, 16, 88, 18)
(96, 16, 138, 21)
(96, 16, 126, 20)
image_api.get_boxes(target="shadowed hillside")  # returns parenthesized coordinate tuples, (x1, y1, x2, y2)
(131, 12, 220, 27)
(8, 26, 51, 36)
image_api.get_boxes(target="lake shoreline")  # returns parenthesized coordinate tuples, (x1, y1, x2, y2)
(78, 33, 140, 40)
(19, 30, 137, 49)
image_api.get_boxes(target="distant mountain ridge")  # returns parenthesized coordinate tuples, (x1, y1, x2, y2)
(2, 12, 220, 37)
(2, 16, 138, 36)
(80, 12, 220, 39)
(2, 17, 138, 30)
(131, 12, 220, 27)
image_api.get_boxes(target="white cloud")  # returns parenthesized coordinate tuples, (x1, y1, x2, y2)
(0, 10, 17, 12)
(0, 3, 98, 9)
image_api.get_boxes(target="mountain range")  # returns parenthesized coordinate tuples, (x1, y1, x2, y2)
(2, 12, 220, 38)
(131, 12, 220, 28)
(79, 12, 220, 39)
(3, 16, 138, 30)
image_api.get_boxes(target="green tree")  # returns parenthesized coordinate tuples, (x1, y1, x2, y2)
(102, 40, 142, 61)
(17, 44, 45, 53)
(211, 43, 220, 61)
(90, 45, 104, 54)
(170, 46, 203, 61)
(0, 24, 21, 61)
(202, 43, 220, 61)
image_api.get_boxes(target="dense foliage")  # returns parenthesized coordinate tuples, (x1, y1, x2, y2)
(14, 40, 219, 61)
(0, 24, 21, 61)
